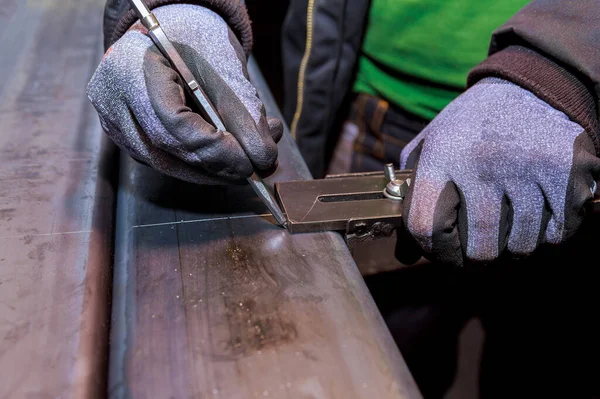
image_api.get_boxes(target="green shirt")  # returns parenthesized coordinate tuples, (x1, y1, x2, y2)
(353, 0, 529, 120)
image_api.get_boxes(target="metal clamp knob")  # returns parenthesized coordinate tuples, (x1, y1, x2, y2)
(383, 163, 410, 200)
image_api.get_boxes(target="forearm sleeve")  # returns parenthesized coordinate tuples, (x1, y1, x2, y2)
(103, 0, 252, 55)
(467, 0, 600, 153)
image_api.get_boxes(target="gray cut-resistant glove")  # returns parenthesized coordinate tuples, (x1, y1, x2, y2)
(400, 77, 600, 266)
(87, 4, 282, 184)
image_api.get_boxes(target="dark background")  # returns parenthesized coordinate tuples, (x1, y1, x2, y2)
(246, 0, 290, 108)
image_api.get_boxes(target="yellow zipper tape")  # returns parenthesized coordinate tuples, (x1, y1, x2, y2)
(290, 0, 315, 140)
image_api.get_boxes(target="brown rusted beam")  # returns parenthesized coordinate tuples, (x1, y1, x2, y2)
(0, 1, 114, 397)
(108, 59, 421, 398)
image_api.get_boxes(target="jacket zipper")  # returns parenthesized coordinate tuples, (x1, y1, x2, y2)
(290, 0, 315, 140)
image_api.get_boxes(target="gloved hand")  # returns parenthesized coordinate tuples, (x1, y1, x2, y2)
(87, 4, 282, 184)
(399, 77, 600, 266)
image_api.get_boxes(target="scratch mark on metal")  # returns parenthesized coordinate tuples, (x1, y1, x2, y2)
(132, 214, 271, 229)
(0, 230, 92, 239)
(299, 197, 320, 223)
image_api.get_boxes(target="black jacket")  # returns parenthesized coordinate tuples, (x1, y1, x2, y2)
(104, 0, 600, 178)
(102, 0, 253, 53)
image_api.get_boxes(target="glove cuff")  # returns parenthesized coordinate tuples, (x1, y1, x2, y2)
(109, 0, 253, 56)
(468, 45, 600, 155)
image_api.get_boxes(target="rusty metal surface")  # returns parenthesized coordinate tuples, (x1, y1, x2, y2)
(108, 60, 421, 398)
(0, 1, 114, 398)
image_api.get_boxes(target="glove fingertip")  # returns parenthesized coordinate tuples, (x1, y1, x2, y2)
(254, 159, 279, 179)
(267, 117, 284, 143)
(246, 136, 279, 173)
(404, 177, 465, 266)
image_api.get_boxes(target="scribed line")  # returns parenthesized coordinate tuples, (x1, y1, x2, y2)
(131, 213, 272, 229)
(299, 197, 320, 223)
(0, 214, 273, 238)
(0, 230, 93, 240)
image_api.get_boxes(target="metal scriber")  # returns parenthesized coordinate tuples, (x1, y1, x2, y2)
(126, 0, 288, 228)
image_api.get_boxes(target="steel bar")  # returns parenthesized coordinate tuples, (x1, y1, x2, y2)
(108, 58, 421, 398)
(0, 1, 114, 397)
